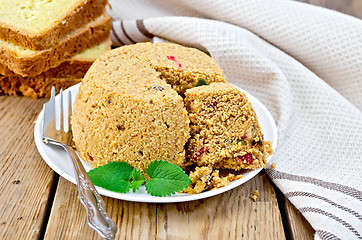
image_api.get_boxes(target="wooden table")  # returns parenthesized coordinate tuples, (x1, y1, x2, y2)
(0, 95, 315, 240)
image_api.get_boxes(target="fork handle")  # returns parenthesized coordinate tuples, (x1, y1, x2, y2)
(63, 144, 117, 240)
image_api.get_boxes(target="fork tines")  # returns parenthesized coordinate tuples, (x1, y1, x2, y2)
(43, 87, 72, 136)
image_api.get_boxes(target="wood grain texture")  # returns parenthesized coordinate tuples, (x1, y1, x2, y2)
(0, 96, 53, 240)
(44, 171, 285, 240)
(44, 177, 157, 240)
(284, 197, 314, 240)
(157, 171, 285, 240)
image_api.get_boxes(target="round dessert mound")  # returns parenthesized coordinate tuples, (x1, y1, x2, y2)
(72, 47, 186, 174)
(72, 43, 272, 194)
(184, 82, 272, 171)
(72, 42, 227, 174)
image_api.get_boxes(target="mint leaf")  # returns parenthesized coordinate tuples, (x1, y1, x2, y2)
(130, 168, 145, 192)
(145, 160, 191, 197)
(88, 161, 133, 193)
(88, 160, 191, 196)
(195, 78, 207, 87)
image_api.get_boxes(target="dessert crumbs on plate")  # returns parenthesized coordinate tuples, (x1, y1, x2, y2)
(181, 166, 243, 194)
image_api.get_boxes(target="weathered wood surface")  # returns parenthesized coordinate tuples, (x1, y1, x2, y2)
(0, 96, 314, 240)
(156, 172, 285, 240)
(44, 172, 286, 240)
(0, 96, 51, 240)
(44, 177, 157, 240)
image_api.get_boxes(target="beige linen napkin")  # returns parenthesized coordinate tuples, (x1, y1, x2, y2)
(107, 0, 362, 239)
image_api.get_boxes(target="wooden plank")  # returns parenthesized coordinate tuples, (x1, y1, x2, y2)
(0, 96, 54, 239)
(45, 171, 284, 240)
(157, 171, 285, 240)
(44, 177, 157, 239)
(284, 197, 314, 240)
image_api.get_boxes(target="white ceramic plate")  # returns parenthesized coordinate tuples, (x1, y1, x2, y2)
(34, 83, 277, 203)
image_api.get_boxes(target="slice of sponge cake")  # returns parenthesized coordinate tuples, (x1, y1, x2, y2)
(0, 13, 111, 76)
(184, 82, 272, 170)
(0, 0, 108, 50)
(0, 39, 111, 98)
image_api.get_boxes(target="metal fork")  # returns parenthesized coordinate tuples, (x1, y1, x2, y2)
(42, 87, 117, 239)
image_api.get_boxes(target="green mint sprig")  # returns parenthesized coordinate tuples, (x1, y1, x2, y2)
(130, 168, 146, 192)
(88, 160, 191, 197)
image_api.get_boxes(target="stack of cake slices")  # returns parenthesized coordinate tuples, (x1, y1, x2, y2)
(0, 0, 111, 98)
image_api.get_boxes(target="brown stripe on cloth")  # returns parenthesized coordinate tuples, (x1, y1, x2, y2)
(120, 20, 136, 44)
(300, 207, 362, 239)
(136, 19, 154, 39)
(316, 230, 342, 240)
(267, 169, 362, 201)
(285, 191, 362, 222)
(111, 22, 125, 45)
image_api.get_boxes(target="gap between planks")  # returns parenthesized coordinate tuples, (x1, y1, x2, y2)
(273, 178, 315, 240)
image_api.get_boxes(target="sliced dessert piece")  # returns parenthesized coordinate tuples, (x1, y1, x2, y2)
(0, 14, 111, 76)
(0, 0, 108, 50)
(184, 82, 272, 170)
